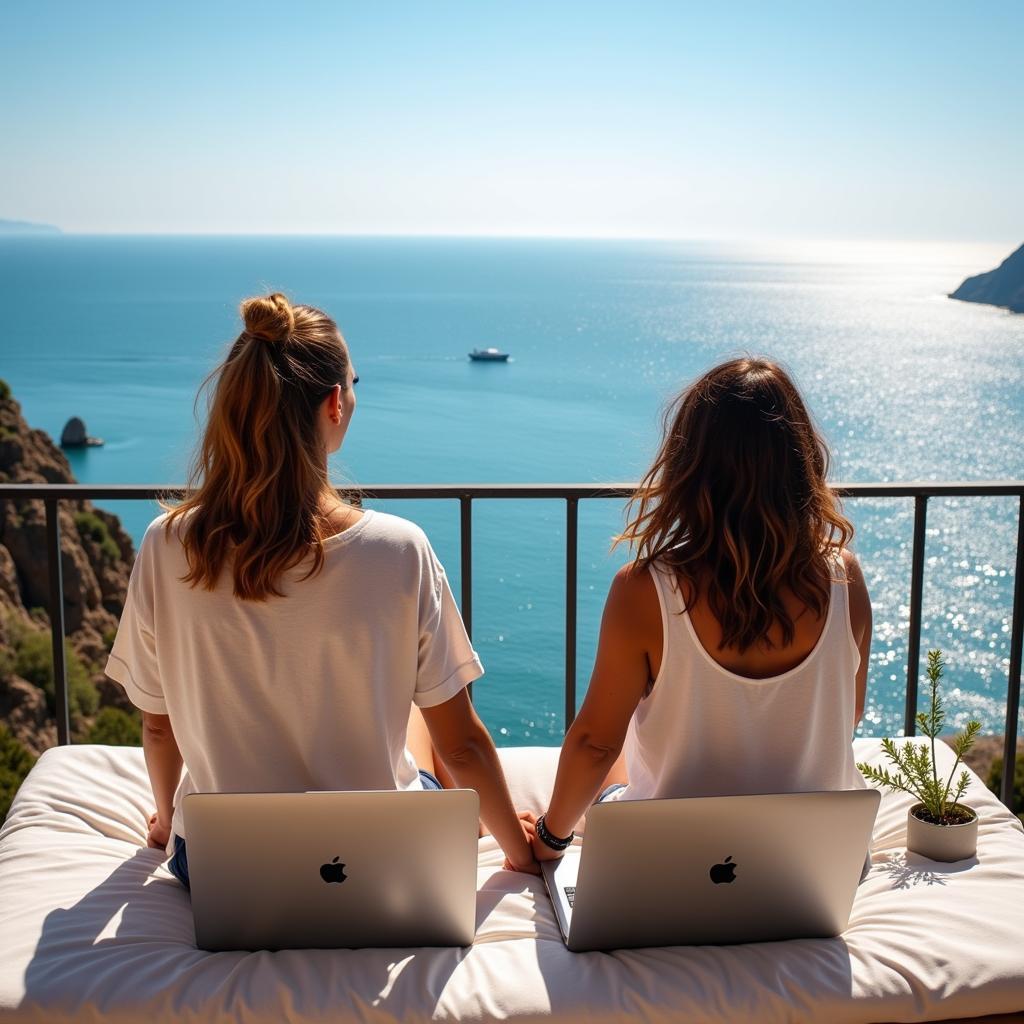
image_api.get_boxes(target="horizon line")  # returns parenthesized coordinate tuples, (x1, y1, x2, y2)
(1, 228, 1019, 247)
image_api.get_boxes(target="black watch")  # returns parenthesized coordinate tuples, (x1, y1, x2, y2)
(536, 813, 574, 851)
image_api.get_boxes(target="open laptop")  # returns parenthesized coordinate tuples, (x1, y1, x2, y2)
(542, 789, 879, 952)
(183, 789, 479, 950)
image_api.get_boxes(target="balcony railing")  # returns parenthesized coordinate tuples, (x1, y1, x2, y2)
(2, 481, 1022, 809)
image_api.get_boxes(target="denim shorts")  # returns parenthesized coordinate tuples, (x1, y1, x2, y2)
(167, 768, 444, 890)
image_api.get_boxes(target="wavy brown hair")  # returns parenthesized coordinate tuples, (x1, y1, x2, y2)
(164, 292, 350, 601)
(618, 358, 853, 652)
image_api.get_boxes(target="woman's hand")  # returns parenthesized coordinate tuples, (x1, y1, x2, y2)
(502, 817, 541, 874)
(518, 810, 538, 832)
(147, 811, 171, 850)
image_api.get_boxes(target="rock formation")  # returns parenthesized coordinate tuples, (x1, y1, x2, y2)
(60, 416, 103, 448)
(949, 242, 1024, 314)
(0, 383, 134, 754)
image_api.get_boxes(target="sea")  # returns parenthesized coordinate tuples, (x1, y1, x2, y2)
(1, 235, 1022, 745)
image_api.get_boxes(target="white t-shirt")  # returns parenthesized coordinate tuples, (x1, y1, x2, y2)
(105, 509, 483, 840)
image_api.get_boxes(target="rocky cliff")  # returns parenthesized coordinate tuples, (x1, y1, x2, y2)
(0, 382, 136, 758)
(949, 242, 1024, 314)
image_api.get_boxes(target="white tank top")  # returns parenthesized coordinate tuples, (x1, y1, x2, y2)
(608, 559, 865, 802)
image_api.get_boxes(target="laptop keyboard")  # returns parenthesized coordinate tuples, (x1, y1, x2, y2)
(564, 886, 576, 908)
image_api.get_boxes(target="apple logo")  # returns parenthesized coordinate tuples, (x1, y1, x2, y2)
(709, 856, 737, 884)
(320, 856, 348, 884)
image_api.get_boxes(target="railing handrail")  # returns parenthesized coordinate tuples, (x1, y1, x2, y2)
(1, 480, 1023, 500)
(2, 480, 1022, 811)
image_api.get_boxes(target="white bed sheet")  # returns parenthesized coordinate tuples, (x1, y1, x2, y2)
(1, 739, 1023, 1023)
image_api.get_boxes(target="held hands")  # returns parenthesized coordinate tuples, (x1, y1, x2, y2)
(522, 810, 571, 862)
(502, 813, 542, 874)
(146, 811, 172, 850)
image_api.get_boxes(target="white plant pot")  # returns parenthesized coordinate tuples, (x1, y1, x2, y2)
(906, 803, 978, 862)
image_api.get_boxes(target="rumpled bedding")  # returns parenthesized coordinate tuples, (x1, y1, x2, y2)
(1, 739, 1022, 1023)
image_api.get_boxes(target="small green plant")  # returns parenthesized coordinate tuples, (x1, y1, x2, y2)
(0, 724, 36, 824)
(74, 511, 121, 562)
(87, 707, 142, 746)
(857, 650, 981, 825)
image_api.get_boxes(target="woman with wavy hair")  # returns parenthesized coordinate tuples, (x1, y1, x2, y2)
(529, 357, 871, 860)
(106, 292, 536, 884)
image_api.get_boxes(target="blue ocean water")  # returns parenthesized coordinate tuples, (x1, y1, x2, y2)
(1, 236, 1022, 744)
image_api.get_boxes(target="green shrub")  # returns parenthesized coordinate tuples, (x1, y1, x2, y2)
(0, 378, 10, 401)
(74, 511, 121, 563)
(987, 754, 1024, 823)
(0, 724, 35, 823)
(87, 706, 142, 746)
(13, 629, 99, 722)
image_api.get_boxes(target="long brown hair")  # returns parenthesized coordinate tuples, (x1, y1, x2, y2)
(618, 358, 853, 651)
(164, 292, 350, 600)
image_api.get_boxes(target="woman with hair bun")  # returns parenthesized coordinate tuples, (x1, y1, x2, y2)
(529, 358, 872, 860)
(106, 292, 537, 884)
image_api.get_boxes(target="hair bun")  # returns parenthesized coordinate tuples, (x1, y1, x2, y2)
(241, 292, 295, 343)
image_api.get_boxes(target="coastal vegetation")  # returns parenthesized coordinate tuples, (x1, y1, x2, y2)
(7, 619, 98, 723)
(0, 723, 35, 823)
(988, 755, 1024, 825)
(87, 706, 142, 746)
(74, 511, 122, 563)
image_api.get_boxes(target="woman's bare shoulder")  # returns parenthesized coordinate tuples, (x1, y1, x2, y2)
(838, 548, 871, 636)
(608, 561, 660, 620)
(838, 547, 866, 585)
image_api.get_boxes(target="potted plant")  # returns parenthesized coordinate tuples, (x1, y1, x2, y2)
(857, 650, 981, 862)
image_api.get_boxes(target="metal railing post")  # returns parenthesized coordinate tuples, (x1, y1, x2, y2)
(44, 498, 71, 745)
(1001, 496, 1024, 809)
(565, 498, 579, 732)
(904, 496, 928, 736)
(460, 496, 473, 700)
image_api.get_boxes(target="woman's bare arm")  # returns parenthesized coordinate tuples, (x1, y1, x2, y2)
(141, 711, 182, 848)
(537, 565, 658, 857)
(842, 550, 872, 726)
(420, 689, 537, 872)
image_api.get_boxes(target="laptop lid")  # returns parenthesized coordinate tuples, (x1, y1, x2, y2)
(544, 789, 879, 952)
(183, 789, 479, 950)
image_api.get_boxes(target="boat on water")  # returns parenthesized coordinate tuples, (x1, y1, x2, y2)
(468, 347, 510, 362)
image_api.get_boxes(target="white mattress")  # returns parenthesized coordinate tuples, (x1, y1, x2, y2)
(1, 739, 1023, 1023)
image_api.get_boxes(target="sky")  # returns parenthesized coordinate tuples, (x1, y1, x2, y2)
(1, 1, 1021, 241)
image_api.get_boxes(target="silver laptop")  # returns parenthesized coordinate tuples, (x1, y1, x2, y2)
(183, 789, 479, 950)
(542, 789, 879, 952)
